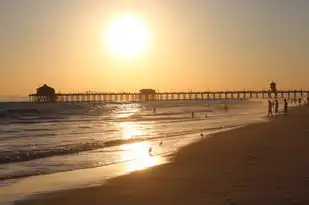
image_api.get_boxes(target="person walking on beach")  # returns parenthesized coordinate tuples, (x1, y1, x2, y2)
(284, 99, 288, 115)
(268, 99, 273, 117)
(298, 98, 302, 106)
(191, 111, 195, 118)
(153, 108, 156, 114)
(274, 99, 280, 115)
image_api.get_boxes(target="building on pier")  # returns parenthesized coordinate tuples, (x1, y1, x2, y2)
(34, 84, 56, 102)
(139, 89, 156, 101)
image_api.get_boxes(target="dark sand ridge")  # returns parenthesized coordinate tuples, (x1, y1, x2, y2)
(17, 105, 309, 205)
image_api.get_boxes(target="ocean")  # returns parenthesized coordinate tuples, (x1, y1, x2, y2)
(0, 99, 272, 204)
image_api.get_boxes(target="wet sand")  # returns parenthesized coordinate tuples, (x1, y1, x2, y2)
(17, 105, 309, 205)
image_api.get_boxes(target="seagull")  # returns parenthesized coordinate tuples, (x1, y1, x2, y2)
(148, 147, 152, 155)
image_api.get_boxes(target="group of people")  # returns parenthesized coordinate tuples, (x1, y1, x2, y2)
(268, 99, 288, 117)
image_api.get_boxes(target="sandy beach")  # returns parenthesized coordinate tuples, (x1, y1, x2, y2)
(16, 105, 309, 205)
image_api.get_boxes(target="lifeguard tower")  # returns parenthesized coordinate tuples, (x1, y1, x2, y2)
(270, 81, 277, 98)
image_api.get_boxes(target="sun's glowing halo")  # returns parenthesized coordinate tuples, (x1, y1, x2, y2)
(104, 14, 151, 58)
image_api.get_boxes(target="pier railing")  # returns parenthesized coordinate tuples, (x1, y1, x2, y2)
(28, 90, 309, 103)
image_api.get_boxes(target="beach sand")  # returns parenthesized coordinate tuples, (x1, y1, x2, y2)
(16, 105, 309, 205)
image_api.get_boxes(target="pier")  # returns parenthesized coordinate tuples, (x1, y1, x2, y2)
(29, 90, 309, 103)
(29, 83, 309, 103)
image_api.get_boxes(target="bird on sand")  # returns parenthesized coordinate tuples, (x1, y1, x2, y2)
(148, 147, 152, 155)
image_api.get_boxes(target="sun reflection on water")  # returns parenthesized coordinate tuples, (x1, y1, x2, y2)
(117, 106, 162, 172)
(120, 122, 143, 139)
(115, 103, 141, 119)
(121, 142, 160, 172)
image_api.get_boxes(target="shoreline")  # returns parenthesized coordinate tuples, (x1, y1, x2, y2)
(15, 105, 309, 205)
(0, 127, 239, 205)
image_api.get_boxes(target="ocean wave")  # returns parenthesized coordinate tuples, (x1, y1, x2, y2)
(0, 125, 234, 165)
(0, 138, 144, 165)
(0, 104, 108, 123)
(137, 109, 213, 116)
(0, 117, 109, 125)
(0, 129, 118, 142)
(0, 150, 172, 181)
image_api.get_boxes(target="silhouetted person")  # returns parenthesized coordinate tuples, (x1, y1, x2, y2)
(298, 98, 302, 106)
(191, 112, 195, 118)
(268, 100, 273, 117)
(153, 108, 156, 114)
(205, 114, 208, 118)
(200, 133, 204, 137)
(284, 99, 288, 115)
(274, 99, 279, 115)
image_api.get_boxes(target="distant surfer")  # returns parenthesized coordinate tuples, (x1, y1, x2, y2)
(153, 108, 156, 114)
(191, 112, 195, 118)
(205, 114, 208, 118)
(200, 133, 204, 138)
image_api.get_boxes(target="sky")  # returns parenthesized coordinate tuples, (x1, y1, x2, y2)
(1, 0, 309, 96)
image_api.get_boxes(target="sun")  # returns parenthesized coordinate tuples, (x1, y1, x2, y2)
(104, 14, 151, 58)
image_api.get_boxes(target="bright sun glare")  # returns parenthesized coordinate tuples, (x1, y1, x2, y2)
(121, 142, 159, 172)
(104, 14, 151, 58)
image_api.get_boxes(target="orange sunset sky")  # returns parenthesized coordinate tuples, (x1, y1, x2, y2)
(1, 0, 309, 96)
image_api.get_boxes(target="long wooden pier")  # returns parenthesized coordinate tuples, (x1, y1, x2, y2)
(29, 90, 309, 103)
